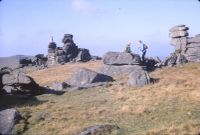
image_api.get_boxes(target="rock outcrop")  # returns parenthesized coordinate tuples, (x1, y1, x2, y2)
(0, 107, 20, 135)
(128, 69, 150, 87)
(101, 52, 144, 76)
(47, 34, 92, 67)
(1, 67, 40, 95)
(165, 25, 200, 66)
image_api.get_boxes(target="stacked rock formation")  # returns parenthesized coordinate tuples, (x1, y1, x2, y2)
(164, 24, 200, 66)
(47, 39, 57, 66)
(101, 52, 142, 76)
(169, 25, 189, 54)
(101, 52, 151, 87)
(47, 34, 92, 67)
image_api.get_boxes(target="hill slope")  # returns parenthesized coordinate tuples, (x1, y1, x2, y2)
(0, 55, 33, 69)
(1, 61, 200, 135)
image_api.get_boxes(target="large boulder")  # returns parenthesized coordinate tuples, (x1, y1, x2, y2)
(143, 57, 161, 71)
(76, 48, 91, 62)
(100, 65, 144, 77)
(103, 52, 141, 65)
(67, 68, 113, 87)
(2, 69, 40, 95)
(77, 125, 121, 135)
(0, 107, 20, 135)
(128, 69, 150, 87)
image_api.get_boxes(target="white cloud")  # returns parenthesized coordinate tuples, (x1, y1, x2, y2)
(71, 0, 97, 15)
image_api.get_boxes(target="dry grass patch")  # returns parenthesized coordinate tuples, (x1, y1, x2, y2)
(6, 62, 200, 135)
(28, 61, 103, 86)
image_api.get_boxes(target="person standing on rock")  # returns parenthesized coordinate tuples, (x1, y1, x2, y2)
(125, 41, 132, 53)
(138, 40, 148, 61)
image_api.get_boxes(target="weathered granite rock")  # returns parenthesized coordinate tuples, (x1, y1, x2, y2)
(170, 37, 187, 52)
(176, 54, 188, 65)
(162, 53, 177, 67)
(63, 42, 79, 61)
(169, 25, 188, 32)
(0, 107, 20, 135)
(169, 31, 188, 38)
(100, 65, 144, 77)
(32, 54, 47, 67)
(76, 48, 91, 62)
(47, 34, 97, 66)
(128, 69, 150, 87)
(62, 34, 74, 44)
(103, 52, 141, 65)
(188, 34, 200, 43)
(2, 69, 40, 95)
(48, 41, 57, 49)
(67, 68, 113, 87)
(77, 125, 121, 135)
(52, 82, 70, 91)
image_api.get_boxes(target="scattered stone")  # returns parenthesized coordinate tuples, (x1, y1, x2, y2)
(91, 56, 102, 61)
(103, 52, 141, 65)
(67, 68, 113, 87)
(52, 82, 70, 91)
(77, 125, 122, 135)
(0, 107, 20, 135)
(128, 69, 150, 87)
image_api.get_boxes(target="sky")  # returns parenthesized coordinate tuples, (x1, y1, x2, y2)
(0, 0, 200, 58)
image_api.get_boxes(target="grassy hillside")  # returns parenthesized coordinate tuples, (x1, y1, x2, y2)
(1, 61, 200, 135)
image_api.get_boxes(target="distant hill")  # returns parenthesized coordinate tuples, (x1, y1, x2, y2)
(0, 55, 33, 69)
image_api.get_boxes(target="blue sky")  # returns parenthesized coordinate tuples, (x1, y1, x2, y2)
(0, 0, 200, 58)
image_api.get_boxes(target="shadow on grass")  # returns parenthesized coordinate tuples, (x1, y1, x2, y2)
(150, 78, 160, 84)
(0, 86, 65, 108)
(0, 94, 45, 108)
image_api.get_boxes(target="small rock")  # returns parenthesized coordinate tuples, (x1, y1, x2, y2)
(77, 125, 122, 135)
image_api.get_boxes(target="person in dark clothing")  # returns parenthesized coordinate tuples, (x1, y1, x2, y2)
(138, 40, 148, 61)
